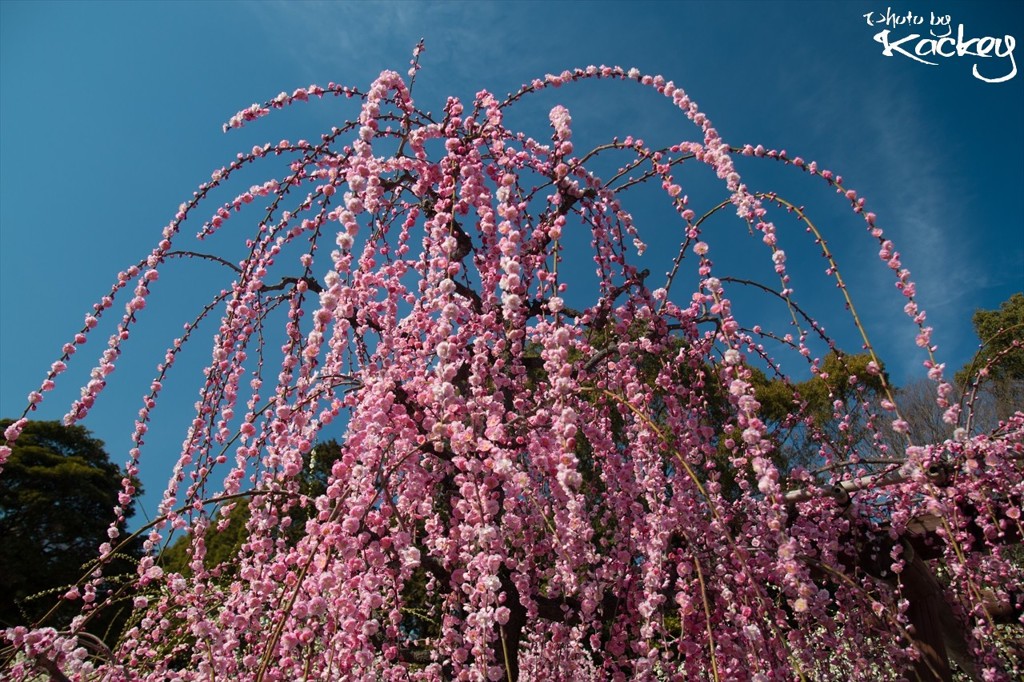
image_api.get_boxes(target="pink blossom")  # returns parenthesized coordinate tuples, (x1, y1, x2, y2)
(4, 51, 1018, 682)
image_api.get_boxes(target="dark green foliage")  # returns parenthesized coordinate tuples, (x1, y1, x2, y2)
(159, 502, 251, 576)
(753, 351, 888, 459)
(957, 293, 1024, 420)
(0, 419, 141, 640)
(159, 439, 343, 575)
(964, 293, 1024, 381)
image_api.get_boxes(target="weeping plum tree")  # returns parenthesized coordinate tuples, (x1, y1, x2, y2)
(2, 43, 1022, 681)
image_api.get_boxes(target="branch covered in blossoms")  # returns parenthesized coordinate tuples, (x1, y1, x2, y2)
(2, 42, 1022, 682)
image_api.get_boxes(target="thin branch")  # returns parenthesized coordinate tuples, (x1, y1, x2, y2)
(167, 250, 243, 273)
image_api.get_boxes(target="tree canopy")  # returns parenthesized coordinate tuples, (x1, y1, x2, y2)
(0, 420, 139, 641)
(957, 293, 1024, 422)
(2, 47, 1022, 681)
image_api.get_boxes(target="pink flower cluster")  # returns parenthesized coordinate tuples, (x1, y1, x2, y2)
(3, 43, 1021, 681)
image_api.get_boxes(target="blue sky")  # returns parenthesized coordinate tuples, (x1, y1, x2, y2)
(1, 0, 1021, 527)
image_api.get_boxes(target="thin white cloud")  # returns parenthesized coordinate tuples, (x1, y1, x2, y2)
(778, 46, 981, 378)
(855, 78, 986, 378)
(244, 0, 527, 92)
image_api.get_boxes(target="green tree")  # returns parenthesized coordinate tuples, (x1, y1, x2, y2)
(749, 350, 890, 477)
(0, 419, 141, 640)
(158, 502, 250, 576)
(159, 438, 342, 576)
(957, 293, 1024, 421)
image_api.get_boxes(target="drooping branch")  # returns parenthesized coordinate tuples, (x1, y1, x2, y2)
(3, 46, 1021, 682)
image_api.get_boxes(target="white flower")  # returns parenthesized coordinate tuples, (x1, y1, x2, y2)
(400, 546, 421, 569)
